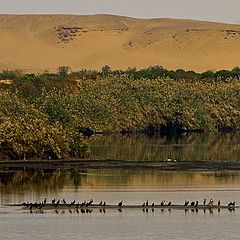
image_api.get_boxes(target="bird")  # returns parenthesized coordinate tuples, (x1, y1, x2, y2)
(218, 200, 221, 206)
(184, 201, 189, 206)
(43, 198, 47, 204)
(203, 199, 206, 205)
(52, 199, 55, 204)
(191, 201, 195, 206)
(118, 201, 123, 208)
(54, 199, 60, 207)
(142, 202, 145, 207)
(103, 202, 106, 207)
(151, 203, 154, 208)
(195, 201, 199, 207)
(146, 200, 149, 207)
(62, 199, 67, 204)
(88, 199, 93, 206)
(167, 201, 171, 206)
(99, 201, 102, 206)
(208, 199, 214, 206)
(160, 201, 165, 206)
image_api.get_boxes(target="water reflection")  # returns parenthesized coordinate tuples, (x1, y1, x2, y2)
(1, 169, 240, 197)
(90, 133, 240, 161)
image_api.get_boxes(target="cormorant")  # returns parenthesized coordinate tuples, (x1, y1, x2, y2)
(146, 200, 149, 207)
(167, 201, 171, 206)
(203, 199, 206, 205)
(191, 202, 195, 206)
(118, 201, 123, 207)
(218, 200, 221, 206)
(151, 203, 154, 208)
(99, 201, 102, 206)
(142, 203, 145, 207)
(184, 201, 189, 206)
(161, 201, 165, 206)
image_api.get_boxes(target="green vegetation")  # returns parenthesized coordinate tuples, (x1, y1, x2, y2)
(0, 66, 240, 160)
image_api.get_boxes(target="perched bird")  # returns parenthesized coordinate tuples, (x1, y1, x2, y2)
(103, 202, 106, 207)
(52, 199, 56, 204)
(167, 201, 171, 206)
(218, 200, 221, 206)
(43, 198, 47, 204)
(191, 202, 195, 206)
(118, 201, 123, 208)
(62, 199, 67, 204)
(195, 201, 199, 207)
(88, 199, 93, 206)
(161, 201, 165, 206)
(203, 199, 206, 205)
(54, 199, 60, 207)
(146, 200, 149, 207)
(208, 199, 214, 206)
(99, 201, 102, 206)
(184, 201, 189, 206)
(151, 203, 154, 208)
(142, 202, 145, 207)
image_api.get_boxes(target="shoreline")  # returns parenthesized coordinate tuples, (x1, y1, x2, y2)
(1, 159, 240, 171)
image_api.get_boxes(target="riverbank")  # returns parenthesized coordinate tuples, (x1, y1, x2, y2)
(1, 159, 240, 171)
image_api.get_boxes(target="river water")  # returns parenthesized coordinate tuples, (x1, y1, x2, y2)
(0, 133, 240, 239)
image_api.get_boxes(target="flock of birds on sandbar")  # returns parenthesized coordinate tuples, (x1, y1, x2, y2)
(19, 198, 237, 214)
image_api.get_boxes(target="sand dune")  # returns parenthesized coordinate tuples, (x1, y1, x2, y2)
(0, 14, 240, 72)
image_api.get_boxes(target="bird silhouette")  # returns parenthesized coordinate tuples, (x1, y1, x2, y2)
(184, 201, 189, 206)
(118, 201, 123, 207)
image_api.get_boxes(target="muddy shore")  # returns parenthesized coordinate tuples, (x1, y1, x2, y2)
(0, 159, 240, 171)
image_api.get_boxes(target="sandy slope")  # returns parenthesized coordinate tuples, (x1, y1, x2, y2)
(0, 14, 240, 72)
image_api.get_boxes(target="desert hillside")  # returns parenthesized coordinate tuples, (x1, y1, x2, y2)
(0, 14, 240, 72)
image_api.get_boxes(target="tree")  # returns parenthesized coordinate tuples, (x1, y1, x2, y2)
(101, 65, 112, 76)
(58, 66, 71, 77)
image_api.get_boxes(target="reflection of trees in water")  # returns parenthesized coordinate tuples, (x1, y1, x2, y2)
(1, 169, 240, 195)
(0, 169, 86, 195)
(89, 133, 240, 162)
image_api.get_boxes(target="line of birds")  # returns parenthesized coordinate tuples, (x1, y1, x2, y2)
(22, 198, 236, 210)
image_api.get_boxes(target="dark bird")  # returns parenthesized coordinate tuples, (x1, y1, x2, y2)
(191, 202, 195, 206)
(118, 201, 123, 208)
(146, 200, 149, 207)
(54, 199, 60, 207)
(218, 200, 221, 206)
(167, 201, 171, 206)
(195, 201, 199, 207)
(184, 201, 189, 206)
(203, 199, 206, 205)
(52, 199, 55, 204)
(103, 202, 106, 207)
(151, 203, 154, 208)
(62, 199, 67, 204)
(161, 201, 165, 206)
(43, 198, 47, 204)
(88, 199, 93, 206)
(142, 203, 145, 207)
(99, 201, 102, 206)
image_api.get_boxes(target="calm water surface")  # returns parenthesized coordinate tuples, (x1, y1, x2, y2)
(1, 133, 240, 239)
